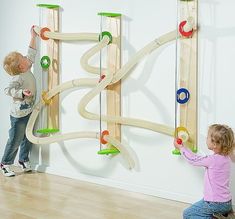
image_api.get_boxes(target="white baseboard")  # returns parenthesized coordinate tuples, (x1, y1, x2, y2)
(34, 163, 198, 204)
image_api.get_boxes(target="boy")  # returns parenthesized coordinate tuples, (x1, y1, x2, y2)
(0, 26, 38, 177)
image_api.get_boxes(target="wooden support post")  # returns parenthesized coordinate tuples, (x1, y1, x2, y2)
(106, 14, 122, 142)
(179, 0, 198, 150)
(47, 8, 60, 129)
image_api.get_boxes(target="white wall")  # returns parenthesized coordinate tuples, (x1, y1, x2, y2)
(0, 0, 235, 205)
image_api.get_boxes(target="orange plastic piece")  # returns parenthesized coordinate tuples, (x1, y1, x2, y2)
(176, 138, 182, 145)
(40, 27, 51, 40)
(100, 130, 109, 144)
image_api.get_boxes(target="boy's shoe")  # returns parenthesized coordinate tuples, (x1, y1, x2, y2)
(18, 161, 32, 172)
(0, 163, 15, 177)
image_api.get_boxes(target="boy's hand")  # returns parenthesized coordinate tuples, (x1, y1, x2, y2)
(29, 25, 38, 49)
(174, 138, 183, 150)
(23, 89, 32, 97)
(31, 25, 38, 38)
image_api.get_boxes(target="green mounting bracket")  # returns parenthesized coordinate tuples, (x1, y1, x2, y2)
(98, 12, 121, 17)
(99, 31, 112, 44)
(36, 128, 60, 134)
(98, 148, 120, 155)
(37, 4, 60, 9)
(172, 147, 197, 155)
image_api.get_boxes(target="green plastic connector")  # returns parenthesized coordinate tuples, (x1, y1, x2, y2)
(98, 12, 121, 17)
(37, 4, 60, 9)
(172, 149, 181, 155)
(98, 148, 120, 155)
(40, 56, 51, 69)
(36, 128, 60, 134)
(99, 31, 112, 44)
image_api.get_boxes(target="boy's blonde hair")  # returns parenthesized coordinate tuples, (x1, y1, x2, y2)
(208, 124, 235, 156)
(3, 51, 23, 76)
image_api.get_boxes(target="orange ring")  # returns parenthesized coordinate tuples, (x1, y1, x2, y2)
(41, 91, 52, 105)
(100, 130, 109, 144)
(179, 21, 193, 38)
(40, 27, 51, 40)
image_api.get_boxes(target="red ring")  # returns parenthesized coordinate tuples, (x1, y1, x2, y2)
(100, 130, 109, 144)
(179, 21, 193, 38)
(40, 27, 51, 40)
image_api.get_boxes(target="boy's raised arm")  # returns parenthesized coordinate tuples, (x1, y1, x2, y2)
(29, 26, 38, 49)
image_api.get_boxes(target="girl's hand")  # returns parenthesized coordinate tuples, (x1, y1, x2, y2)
(174, 138, 183, 150)
(23, 89, 32, 97)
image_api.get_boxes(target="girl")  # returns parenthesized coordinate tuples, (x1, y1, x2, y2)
(174, 124, 235, 219)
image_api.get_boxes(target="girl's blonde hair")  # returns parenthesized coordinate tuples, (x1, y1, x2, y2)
(209, 124, 235, 156)
(3, 51, 23, 76)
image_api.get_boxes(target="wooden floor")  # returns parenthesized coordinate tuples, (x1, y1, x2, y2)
(0, 167, 189, 219)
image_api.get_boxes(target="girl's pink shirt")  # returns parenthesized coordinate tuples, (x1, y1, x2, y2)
(180, 146, 232, 202)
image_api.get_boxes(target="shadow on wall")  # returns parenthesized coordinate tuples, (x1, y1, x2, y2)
(199, 0, 235, 117)
(57, 140, 140, 176)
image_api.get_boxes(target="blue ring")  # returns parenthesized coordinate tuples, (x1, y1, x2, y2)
(176, 88, 190, 104)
